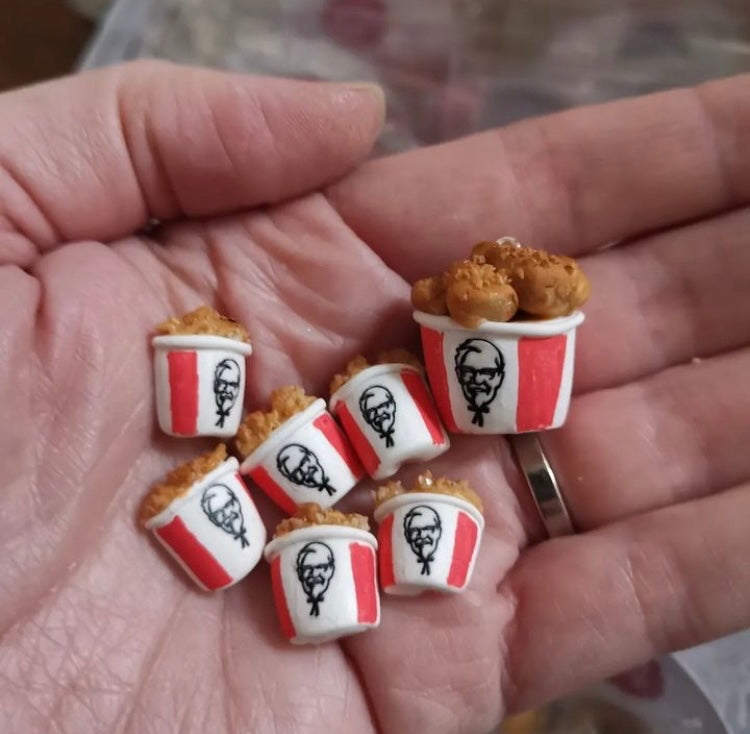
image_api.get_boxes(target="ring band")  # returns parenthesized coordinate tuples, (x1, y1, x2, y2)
(510, 433, 575, 538)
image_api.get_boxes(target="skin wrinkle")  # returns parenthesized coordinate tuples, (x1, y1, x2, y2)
(691, 85, 737, 206)
(112, 594, 190, 734)
(339, 642, 381, 734)
(114, 63, 180, 222)
(0, 395, 149, 634)
(0, 154, 62, 247)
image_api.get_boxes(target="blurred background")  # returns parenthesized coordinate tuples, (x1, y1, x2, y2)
(3, 0, 750, 730)
(4, 0, 750, 152)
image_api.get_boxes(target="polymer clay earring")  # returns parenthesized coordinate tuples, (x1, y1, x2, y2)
(140, 445, 265, 591)
(236, 387, 364, 514)
(264, 504, 379, 644)
(329, 349, 449, 480)
(373, 472, 484, 595)
(153, 305, 252, 438)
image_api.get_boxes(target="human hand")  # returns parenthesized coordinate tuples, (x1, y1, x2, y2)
(1, 62, 748, 733)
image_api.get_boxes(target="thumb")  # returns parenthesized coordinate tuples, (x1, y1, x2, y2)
(0, 61, 384, 265)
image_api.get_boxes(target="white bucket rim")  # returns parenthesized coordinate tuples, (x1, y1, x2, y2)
(374, 491, 485, 527)
(144, 457, 241, 530)
(413, 310, 585, 338)
(152, 334, 253, 356)
(239, 398, 328, 472)
(264, 524, 378, 561)
(330, 363, 423, 408)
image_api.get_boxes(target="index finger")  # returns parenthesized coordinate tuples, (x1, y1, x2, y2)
(328, 73, 750, 280)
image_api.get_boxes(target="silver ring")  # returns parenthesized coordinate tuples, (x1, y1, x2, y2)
(509, 433, 575, 538)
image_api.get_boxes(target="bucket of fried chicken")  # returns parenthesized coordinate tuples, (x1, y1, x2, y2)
(140, 445, 266, 591)
(329, 349, 449, 480)
(412, 239, 589, 434)
(237, 387, 364, 513)
(264, 505, 379, 644)
(152, 306, 253, 438)
(373, 473, 484, 595)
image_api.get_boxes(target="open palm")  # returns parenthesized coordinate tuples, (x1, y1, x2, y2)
(1, 62, 749, 734)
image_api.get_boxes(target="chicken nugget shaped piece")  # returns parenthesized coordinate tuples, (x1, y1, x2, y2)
(472, 240, 590, 318)
(411, 274, 449, 315)
(445, 258, 518, 327)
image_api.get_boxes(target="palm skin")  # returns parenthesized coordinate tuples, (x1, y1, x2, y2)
(1, 62, 749, 734)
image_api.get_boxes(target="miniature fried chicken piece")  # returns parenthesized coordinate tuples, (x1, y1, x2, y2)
(411, 274, 449, 316)
(329, 356, 371, 395)
(156, 305, 251, 343)
(272, 385, 317, 421)
(374, 471, 484, 513)
(445, 258, 518, 328)
(329, 350, 423, 394)
(139, 444, 228, 524)
(235, 386, 317, 457)
(472, 240, 591, 318)
(273, 503, 370, 537)
(376, 348, 422, 370)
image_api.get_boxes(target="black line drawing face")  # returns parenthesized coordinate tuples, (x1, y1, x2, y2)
(454, 339, 505, 427)
(359, 385, 396, 447)
(201, 483, 249, 547)
(296, 541, 335, 616)
(277, 444, 337, 497)
(213, 358, 241, 428)
(403, 505, 442, 576)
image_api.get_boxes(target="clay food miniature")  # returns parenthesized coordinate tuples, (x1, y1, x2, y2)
(140, 445, 266, 591)
(373, 472, 484, 595)
(412, 239, 590, 434)
(236, 386, 364, 513)
(153, 305, 253, 438)
(264, 504, 379, 644)
(329, 350, 449, 480)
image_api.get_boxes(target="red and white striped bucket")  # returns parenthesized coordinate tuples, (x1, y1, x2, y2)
(330, 364, 449, 480)
(144, 458, 266, 591)
(264, 526, 379, 644)
(153, 335, 252, 438)
(240, 399, 364, 514)
(414, 311, 585, 434)
(374, 492, 483, 595)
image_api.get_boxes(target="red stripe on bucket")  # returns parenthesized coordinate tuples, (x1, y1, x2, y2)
(516, 335, 567, 432)
(270, 556, 296, 640)
(350, 542, 378, 624)
(156, 516, 232, 590)
(247, 465, 297, 514)
(313, 412, 364, 479)
(400, 369, 446, 445)
(167, 351, 198, 435)
(335, 402, 380, 476)
(377, 514, 395, 589)
(447, 512, 478, 589)
(419, 326, 458, 432)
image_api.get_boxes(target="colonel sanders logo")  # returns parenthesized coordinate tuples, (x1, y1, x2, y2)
(454, 339, 505, 427)
(213, 358, 241, 428)
(296, 541, 335, 616)
(277, 444, 337, 497)
(359, 385, 396, 447)
(403, 505, 442, 575)
(201, 483, 249, 547)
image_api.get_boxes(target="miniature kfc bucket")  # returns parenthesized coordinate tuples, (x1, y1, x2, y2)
(240, 399, 364, 514)
(374, 491, 484, 595)
(144, 457, 265, 591)
(414, 310, 585, 434)
(330, 364, 449, 480)
(153, 334, 252, 438)
(265, 525, 379, 644)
